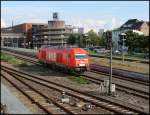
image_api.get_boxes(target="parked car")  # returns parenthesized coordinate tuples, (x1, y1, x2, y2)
(93, 48, 108, 54)
(113, 50, 121, 55)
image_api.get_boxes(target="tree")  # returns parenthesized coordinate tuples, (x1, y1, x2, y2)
(137, 35, 149, 53)
(87, 30, 100, 46)
(119, 30, 149, 53)
(67, 34, 77, 45)
(99, 36, 107, 46)
(118, 30, 138, 52)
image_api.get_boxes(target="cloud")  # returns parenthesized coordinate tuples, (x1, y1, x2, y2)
(1, 19, 7, 28)
(110, 17, 122, 29)
(106, 17, 124, 30)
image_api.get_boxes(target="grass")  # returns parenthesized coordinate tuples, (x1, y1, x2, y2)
(90, 57, 149, 74)
(68, 76, 91, 84)
(88, 50, 148, 60)
(1, 52, 29, 66)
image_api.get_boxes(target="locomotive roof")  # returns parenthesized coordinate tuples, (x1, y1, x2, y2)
(40, 46, 87, 53)
(41, 45, 81, 50)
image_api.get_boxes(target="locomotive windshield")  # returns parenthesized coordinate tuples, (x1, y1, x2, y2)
(75, 54, 87, 59)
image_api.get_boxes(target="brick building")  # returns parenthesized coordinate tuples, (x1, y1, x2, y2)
(1, 23, 47, 48)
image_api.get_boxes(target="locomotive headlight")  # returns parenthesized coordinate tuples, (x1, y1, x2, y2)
(76, 63, 85, 67)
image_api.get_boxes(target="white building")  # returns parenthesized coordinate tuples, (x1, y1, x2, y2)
(112, 19, 147, 51)
(98, 29, 104, 37)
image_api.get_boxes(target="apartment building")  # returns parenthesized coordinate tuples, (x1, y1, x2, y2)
(33, 13, 73, 48)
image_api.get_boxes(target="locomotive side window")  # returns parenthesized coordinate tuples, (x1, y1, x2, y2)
(75, 54, 87, 59)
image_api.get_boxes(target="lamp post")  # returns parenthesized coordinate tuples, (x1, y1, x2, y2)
(120, 33, 126, 64)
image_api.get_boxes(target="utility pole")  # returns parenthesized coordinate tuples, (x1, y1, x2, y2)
(108, 31, 112, 96)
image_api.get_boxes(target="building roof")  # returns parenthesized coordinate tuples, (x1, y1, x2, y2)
(132, 21, 143, 29)
(122, 19, 139, 25)
(120, 19, 144, 30)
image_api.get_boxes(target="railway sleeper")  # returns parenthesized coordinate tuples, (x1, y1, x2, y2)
(1, 66, 147, 114)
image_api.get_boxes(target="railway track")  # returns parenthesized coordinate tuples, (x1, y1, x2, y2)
(1, 72, 76, 114)
(81, 72, 149, 100)
(2, 49, 149, 83)
(2, 47, 149, 64)
(90, 64, 149, 83)
(2, 51, 149, 96)
(1, 65, 148, 114)
(90, 69, 149, 86)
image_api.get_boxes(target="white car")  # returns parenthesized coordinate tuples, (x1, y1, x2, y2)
(94, 48, 106, 53)
(114, 50, 121, 54)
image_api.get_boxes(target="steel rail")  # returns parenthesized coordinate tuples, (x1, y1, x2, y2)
(90, 64, 149, 82)
(81, 74, 149, 100)
(2, 51, 149, 99)
(1, 65, 147, 114)
(1, 71, 76, 115)
(2, 50, 149, 86)
(1, 74, 53, 114)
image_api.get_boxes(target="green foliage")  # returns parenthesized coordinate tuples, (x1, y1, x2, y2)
(67, 30, 107, 47)
(67, 34, 78, 45)
(1, 52, 19, 64)
(99, 36, 107, 46)
(87, 30, 100, 46)
(1, 52, 29, 66)
(68, 76, 91, 84)
(119, 30, 149, 53)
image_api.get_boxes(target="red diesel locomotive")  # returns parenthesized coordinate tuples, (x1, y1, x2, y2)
(37, 46, 89, 73)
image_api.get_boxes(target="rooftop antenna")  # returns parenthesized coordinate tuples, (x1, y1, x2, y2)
(53, 12, 59, 20)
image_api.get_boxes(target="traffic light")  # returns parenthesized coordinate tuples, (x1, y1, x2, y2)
(106, 31, 112, 49)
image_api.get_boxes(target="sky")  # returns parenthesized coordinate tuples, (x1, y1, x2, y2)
(1, 1, 149, 33)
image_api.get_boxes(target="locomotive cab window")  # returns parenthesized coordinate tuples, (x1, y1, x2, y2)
(75, 54, 87, 59)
